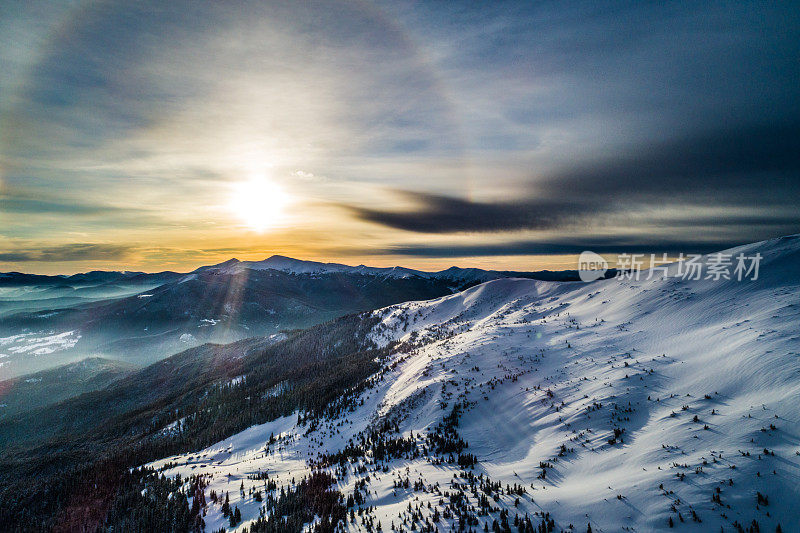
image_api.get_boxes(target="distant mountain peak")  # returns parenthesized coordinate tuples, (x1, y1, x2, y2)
(196, 254, 507, 282)
(188, 252, 620, 284)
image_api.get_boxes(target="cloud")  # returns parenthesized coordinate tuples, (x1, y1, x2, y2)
(0, 195, 135, 216)
(0, 243, 136, 262)
(348, 191, 583, 233)
(1, 1, 798, 270)
(540, 119, 800, 201)
(347, 119, 800, 235)
(378, 238, 747, 258)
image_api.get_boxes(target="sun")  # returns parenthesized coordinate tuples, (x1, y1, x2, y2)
(228, 178, 291, 232)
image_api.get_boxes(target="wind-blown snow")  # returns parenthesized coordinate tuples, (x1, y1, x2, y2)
(0, 330, 81, 356)
(149, 235, 800, 532)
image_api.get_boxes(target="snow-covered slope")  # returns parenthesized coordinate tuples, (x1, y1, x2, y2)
(150, 235, 800, 532)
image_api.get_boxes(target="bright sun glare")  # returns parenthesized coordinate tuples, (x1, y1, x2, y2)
(229, 179, 291, 232)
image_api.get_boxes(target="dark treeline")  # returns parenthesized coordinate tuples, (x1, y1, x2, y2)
(0, 312, 389, 532)
(246, 471, 345, 533)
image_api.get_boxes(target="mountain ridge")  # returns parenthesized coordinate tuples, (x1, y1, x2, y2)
(195, 254, 577, 283)
(0, 235, 798, 531)
(1, 255, 601, 378)
(141, 233, 800, 532)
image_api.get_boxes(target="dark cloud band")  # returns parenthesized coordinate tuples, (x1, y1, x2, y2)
(380, 238, 748, 258)
(0, 244, 135, 262)
(348, 119, 800, 235)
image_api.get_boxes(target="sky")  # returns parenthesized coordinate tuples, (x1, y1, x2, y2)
(1, 0, 798, 274)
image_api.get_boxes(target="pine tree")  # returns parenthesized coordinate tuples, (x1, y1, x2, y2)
(221, 492, 231, 517)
